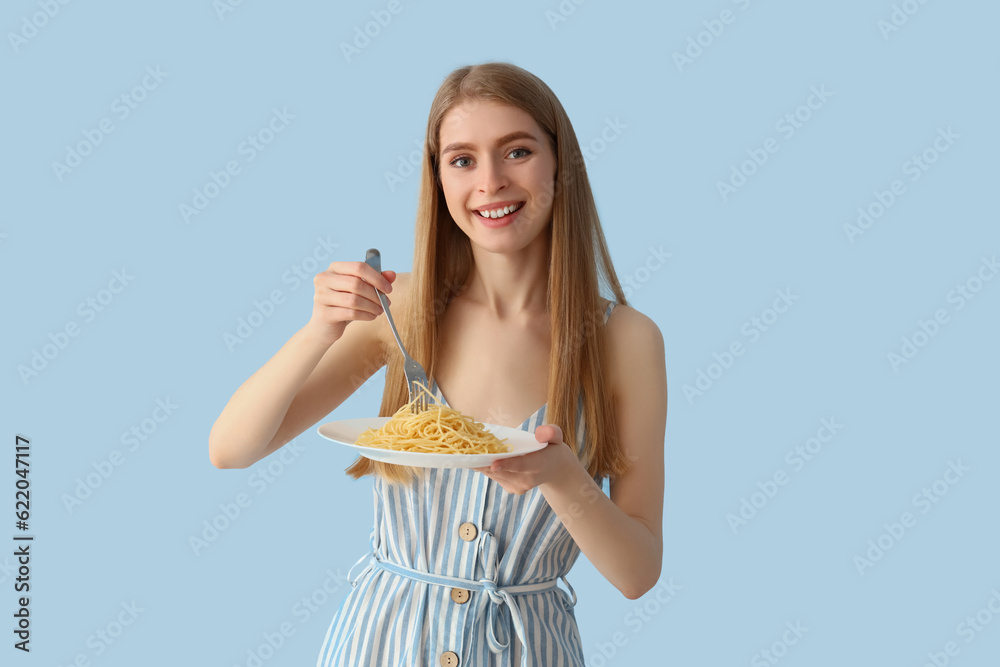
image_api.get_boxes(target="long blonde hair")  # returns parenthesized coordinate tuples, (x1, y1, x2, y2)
(345, 61, 631, 484)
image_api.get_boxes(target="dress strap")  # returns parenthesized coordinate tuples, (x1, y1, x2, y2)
(603, 300, 616, 324)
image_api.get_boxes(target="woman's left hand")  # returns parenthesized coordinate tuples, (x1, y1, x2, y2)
(473, 424, 580, 495)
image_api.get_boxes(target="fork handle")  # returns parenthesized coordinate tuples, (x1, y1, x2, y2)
(364, 249, 405, 353)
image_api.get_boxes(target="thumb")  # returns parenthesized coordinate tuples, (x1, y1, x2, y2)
(382, 270, 397, 282)
(535, 424, 563, 444)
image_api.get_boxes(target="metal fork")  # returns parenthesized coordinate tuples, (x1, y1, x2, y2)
(364, 248, 430, 411)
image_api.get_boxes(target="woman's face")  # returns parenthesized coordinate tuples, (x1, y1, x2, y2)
(437, 100, 557, 255)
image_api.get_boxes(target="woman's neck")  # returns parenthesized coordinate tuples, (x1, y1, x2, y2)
(461, 238, 550, 318)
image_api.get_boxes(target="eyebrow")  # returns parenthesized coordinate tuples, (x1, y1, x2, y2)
(440, 131, 540, 156)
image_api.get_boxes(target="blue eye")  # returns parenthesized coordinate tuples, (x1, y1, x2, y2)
(448, 148, 532, 168)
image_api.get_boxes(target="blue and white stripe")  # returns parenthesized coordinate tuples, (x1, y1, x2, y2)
(316, 301, 616, 666)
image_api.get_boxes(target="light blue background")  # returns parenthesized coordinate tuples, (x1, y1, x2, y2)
(4, 0, 999, 665)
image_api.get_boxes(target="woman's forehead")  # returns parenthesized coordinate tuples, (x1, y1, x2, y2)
(439, 100, 541, 144)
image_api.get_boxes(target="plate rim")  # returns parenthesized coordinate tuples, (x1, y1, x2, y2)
(316, 416, 546, 468)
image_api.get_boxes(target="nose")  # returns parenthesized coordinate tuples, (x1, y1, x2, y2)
(477, 154, 508, 195)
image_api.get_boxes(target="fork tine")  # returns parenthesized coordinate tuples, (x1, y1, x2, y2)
(414, 378, 427, 411)
(403, 362, 429, 412)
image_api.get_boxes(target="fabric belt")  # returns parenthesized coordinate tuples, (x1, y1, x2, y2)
(347, 531, 577, 656)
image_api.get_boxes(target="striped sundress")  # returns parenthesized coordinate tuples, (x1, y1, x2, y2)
(316, 301, 617, 666)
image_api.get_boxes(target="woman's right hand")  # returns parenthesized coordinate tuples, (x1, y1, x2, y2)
(305, 261, 396, 346)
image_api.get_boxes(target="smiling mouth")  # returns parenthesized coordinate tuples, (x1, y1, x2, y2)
(474, 201, 525, 220)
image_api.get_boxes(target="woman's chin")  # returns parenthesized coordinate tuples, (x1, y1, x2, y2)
(470, 232, 549, 257)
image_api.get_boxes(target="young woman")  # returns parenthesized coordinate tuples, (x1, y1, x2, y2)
(209, 61, 667, 666)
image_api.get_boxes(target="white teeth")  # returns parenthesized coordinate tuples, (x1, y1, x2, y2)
(478, 202, 521, 219)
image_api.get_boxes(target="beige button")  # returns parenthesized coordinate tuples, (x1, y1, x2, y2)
(440, 650, 460, 666)
(458, 522, 478, 541)
(450, 588, 470, 604)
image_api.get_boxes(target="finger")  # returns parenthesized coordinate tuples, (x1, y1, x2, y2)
(320, 306, 379, 323)
(323, 261, 393, 294)
(319, 275, 387, 314)
(493, 456, 524, 474)
(316, 293, 383, 320)
(355, 260, 394, 293)
(338, 273, 391, 304)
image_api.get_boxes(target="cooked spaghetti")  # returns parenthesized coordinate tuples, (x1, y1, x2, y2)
(356, 381, 510, 454)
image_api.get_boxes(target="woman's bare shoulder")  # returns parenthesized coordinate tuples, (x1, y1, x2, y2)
(604, 303, 665, 393)
(608, 303, 660, 342)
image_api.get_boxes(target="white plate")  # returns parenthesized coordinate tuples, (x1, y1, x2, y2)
(317, 417, 547, 468)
